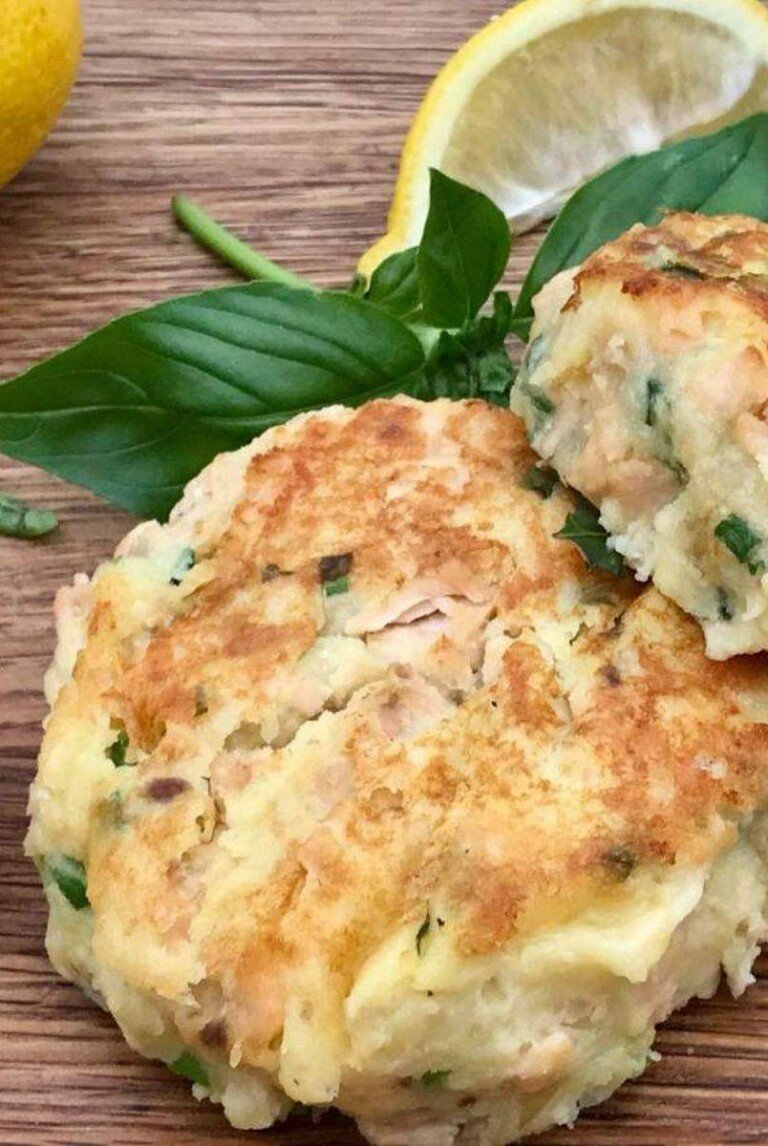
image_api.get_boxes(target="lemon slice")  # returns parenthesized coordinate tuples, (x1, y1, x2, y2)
(359, 0, 768, 276)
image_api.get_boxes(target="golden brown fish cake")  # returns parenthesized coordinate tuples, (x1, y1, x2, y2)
(512, 212, 768, 659)
(27, 398, 768, 1145)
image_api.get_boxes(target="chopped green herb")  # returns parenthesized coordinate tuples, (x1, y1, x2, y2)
(169, 1051, 210, 1089)
(319, 553, 353, 582)
(170, 546, 196, 586)
(107, 728, 130, 767)
(523, 333, 548, 376)
(261, 562, 282, 583)
(662, 261, 706, 280)
(602, 845, 636, 881)
(716, 587, 734, 622)
(520, 464, 559, 500)
(667, 458, 689, 486)
(319, 553, 352, 596)
(519, 381, 555, 419)
(554, 501, 625, 576)
(47, 854, 89, 910)
(418, 1069, 451, 1089)
(323, 575, 349, 597)
(569, 622, 588, 646)
(416, 912, 431, 956)
(715, 514, 765, 574)
(644, 378, 663, 427)
(0, 492, 58, 539)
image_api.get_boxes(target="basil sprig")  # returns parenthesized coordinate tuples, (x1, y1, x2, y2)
(0, 171, 513, 520)
(5, 114, 768, 524)
(512, 113, 768, 338)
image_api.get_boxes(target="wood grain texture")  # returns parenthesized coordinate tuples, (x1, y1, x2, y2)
(2, 2, 768, 1143)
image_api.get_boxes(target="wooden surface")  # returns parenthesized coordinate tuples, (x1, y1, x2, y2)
(3, 1, 768, 1143)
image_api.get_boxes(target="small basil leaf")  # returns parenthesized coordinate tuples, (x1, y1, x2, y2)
(471, 291, 513, 350)
(514, 114, 768, 336)
(0, 491, 57, 539)
(0, 283, 426, 521)
(425, 292, 516, 405)
(419, 169, 511, 329)
(473, 346, 517, 403)
(47, 854, 89, 910)
(364, 247, 421, 321)
(170, 1051, 210, 1089)
(426, 332, 516, 405)
(554, 500, 626, 576)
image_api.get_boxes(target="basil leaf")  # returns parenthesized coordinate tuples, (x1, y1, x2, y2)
(47, 854, 89, 910)
(419, 169, 511, 329)
(0, 283, 426, 520)
(514, 114, 768, 337)
(0, 491, 57, 538)
(364, 247, 420, 321)
(715, 514, 765, 574)
(170, 1051, 210, 1089)
(554, 500, 626, 576)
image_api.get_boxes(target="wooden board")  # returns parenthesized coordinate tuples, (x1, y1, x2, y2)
(2, 1, 768, 1142)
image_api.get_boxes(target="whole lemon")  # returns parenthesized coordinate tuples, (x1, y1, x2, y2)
(0, 0, 82, 188)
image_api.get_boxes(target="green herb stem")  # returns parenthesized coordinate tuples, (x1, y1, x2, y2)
(0, 491, 58, 539)
(172, 195, 312, 289)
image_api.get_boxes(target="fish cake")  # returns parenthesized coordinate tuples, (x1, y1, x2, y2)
(512, 212, 768, 659)
(27, 397, 768, 1144)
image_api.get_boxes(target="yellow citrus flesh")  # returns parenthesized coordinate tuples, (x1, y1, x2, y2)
(359, 0, 768, 278)
(0, 0, 83, 188)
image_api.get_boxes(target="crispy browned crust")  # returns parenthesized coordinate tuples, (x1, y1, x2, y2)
(35, 397, 768, 1066)
(568, 211, 768, 319)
